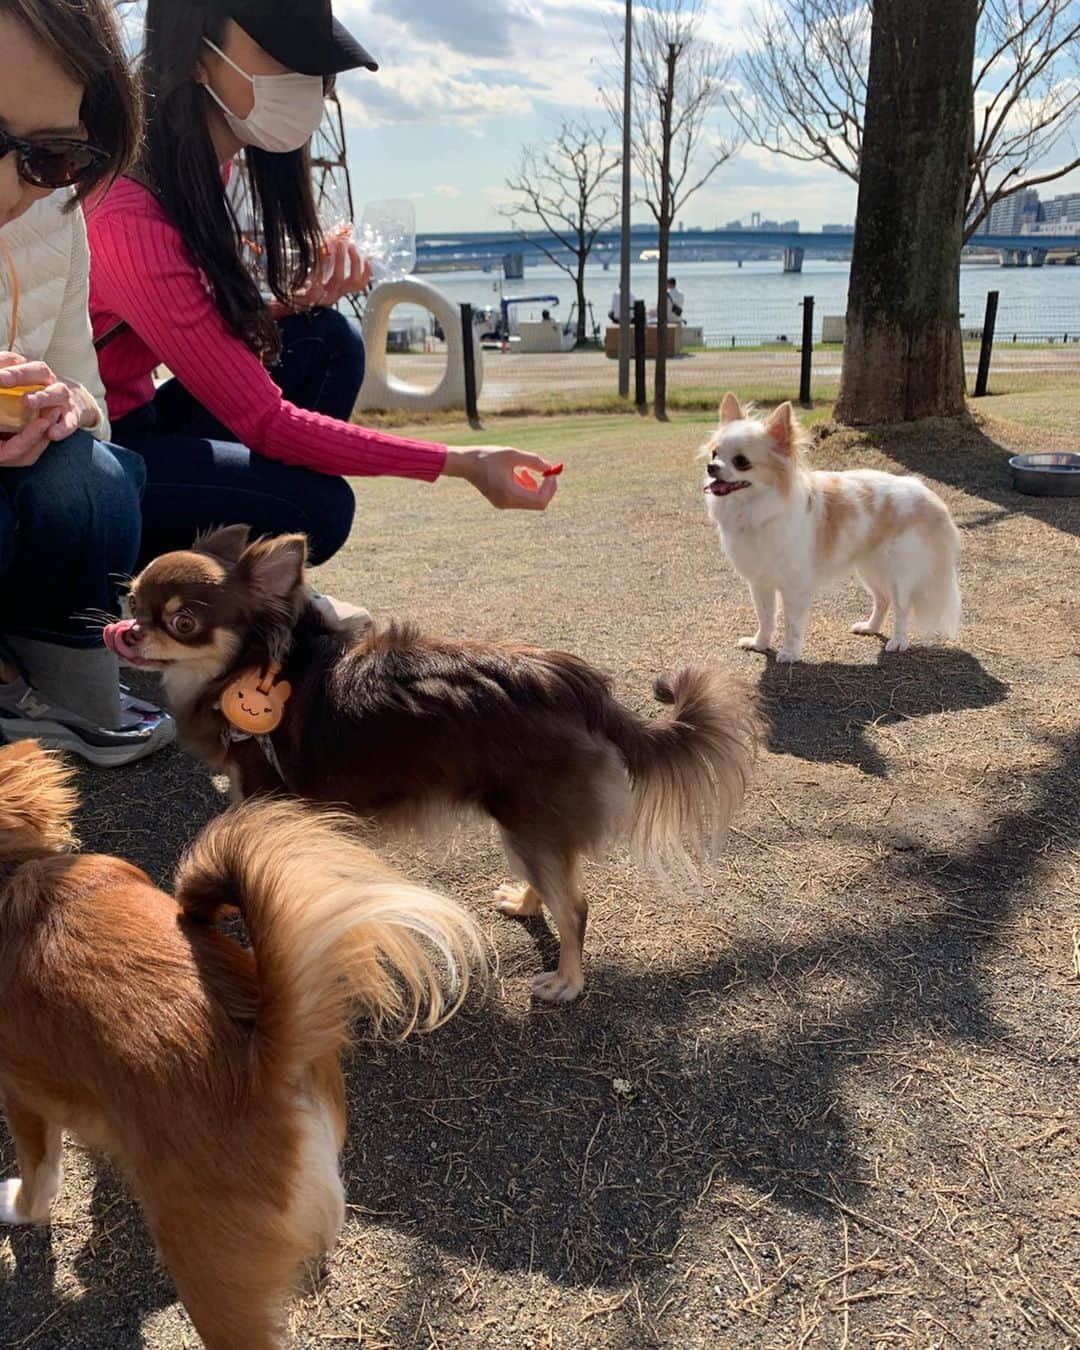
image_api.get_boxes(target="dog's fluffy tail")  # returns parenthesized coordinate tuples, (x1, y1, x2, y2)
(0, 740, 78, 862)
(910, 511, 963, 639)
(602, 668, 760, 865)
(174, 800, 484, 1076)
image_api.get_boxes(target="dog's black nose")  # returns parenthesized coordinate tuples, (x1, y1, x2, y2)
(707, 461, 723, 479)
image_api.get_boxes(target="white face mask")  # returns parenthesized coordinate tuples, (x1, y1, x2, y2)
(202, 38, 325, 154)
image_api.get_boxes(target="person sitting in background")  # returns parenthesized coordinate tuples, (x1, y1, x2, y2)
(608, 286, 635, 324)
(0, 0, 173, 766)
(667, 276, 685, 320)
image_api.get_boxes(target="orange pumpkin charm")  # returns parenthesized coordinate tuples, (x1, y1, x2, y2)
(220, 665, 292, 736)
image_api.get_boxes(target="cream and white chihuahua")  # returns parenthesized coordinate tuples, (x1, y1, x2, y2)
(704, 395, 961, 663)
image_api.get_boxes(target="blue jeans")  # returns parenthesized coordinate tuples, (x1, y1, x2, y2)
(112, 308, 364, 567)
(0, 431, 145, 647)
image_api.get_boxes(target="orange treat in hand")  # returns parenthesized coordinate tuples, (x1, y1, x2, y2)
(514, 462, 563, 491)
(0, 385, 48, 436)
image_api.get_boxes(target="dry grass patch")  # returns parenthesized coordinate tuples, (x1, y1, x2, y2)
(2, 398, 1078, 1348)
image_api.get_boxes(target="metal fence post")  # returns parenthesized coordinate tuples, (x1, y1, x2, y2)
(799, 295, 814, 407)
(460, 303, 480, 428)
(973, 290, 999, 398)
(633, 300, 647, 413)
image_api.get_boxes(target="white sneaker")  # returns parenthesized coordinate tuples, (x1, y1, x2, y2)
(0, 679, 175, 767)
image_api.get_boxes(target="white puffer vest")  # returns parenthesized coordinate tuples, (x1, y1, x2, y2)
(0, 189, 109, 439)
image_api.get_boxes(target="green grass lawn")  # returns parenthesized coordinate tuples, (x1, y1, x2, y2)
(378, 375, 1080, 452)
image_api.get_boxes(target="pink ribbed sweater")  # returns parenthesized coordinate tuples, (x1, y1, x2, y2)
(86, 177, 447, 480)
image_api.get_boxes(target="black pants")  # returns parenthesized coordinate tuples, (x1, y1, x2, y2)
(112, 308, 364, 566)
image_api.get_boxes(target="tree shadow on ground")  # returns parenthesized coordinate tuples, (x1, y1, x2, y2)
(824, 415, 1080, 540)
(334, 729, 1077, 1295)
(1, 730, 1074, 1339)
(758, 646, 1009, 775)
(0, 1163, 175, 1349)
(71, 744, 224, 881)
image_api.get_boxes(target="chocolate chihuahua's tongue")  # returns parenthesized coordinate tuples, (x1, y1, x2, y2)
(103, 620, 142, 661)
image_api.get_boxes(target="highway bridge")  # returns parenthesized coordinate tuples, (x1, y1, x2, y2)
(414, 225, 1080, 273)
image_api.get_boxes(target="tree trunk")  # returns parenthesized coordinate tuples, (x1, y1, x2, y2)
(835, 0, 978, 425)
(654, 42, 677, 422)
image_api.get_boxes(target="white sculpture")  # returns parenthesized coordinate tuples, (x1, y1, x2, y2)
(357, 278, 483, 414)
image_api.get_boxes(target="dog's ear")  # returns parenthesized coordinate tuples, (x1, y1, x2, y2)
(195, 524, 252, 565)
(764, 402, 797, 455)
(720, 392, 743, 424)
(236, 534, 308, 603)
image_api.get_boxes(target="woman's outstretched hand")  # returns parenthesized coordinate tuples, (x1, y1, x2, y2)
(443, 446, 560, 511)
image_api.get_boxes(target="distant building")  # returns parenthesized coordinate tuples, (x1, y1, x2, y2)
(1041, 191, 1080, 225)
(720, 215, 799, 232)
(822, 223, 854, 233)
(740, 217, 800, 232)
(985, 189, 1041, 234)
(1026, 218, 1080, 236)
(967, 186, 1080, 238)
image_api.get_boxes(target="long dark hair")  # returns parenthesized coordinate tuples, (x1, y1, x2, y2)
(2, 0, 141, 202)
(139, 1, 325, 363)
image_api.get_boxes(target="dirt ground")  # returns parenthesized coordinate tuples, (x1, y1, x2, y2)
(1, 396, 1078, 1348)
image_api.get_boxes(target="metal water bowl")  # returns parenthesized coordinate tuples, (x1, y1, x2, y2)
(1008, 452, 1080, 497)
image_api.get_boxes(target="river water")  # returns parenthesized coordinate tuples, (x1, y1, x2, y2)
(410, 257, 1080, 347)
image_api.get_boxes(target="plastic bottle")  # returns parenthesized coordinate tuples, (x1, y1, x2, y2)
(358, 199, 417, 285)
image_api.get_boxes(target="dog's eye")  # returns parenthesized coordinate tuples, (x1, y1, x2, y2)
(169, 612, 199, 638)
(732, 455, 751, 472)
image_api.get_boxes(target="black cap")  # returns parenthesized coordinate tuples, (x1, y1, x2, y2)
(222, 0, 378, 76)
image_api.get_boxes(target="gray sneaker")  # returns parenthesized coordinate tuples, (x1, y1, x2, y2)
(0, 679, 176, 767)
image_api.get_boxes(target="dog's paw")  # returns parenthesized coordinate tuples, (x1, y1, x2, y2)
(531, 969, 584, 1004)
(0, 1180, 27, 1225)
(738, 636, 771, 653)
(776, 649, 801, 665)
(851, 621, 880, 636)
(494, 883, 542, 918)
(884, 636, 910, 654)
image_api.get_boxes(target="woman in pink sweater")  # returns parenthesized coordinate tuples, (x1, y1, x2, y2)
(87, 0, 557, 566)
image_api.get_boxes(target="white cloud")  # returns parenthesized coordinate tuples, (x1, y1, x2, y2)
(336, 0, 618, 123)
(118, 0, 867, 229)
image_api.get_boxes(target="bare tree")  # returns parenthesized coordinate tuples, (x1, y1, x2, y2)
(731, 0, 867, 184)
(502, 121, 620, 345)
(606, 0, 735, 419)
(732, 0, 1080, 240)
(968, 0, 1080, 233)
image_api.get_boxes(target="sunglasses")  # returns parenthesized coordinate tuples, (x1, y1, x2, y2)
(0, 127, 109, 190)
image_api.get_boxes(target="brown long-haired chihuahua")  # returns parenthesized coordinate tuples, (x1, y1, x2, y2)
(0, 739, 481, 1349)
(107, 526, 760, 1003)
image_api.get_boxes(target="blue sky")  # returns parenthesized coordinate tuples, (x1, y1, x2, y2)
(118, 1, 1080, 236)
(333, 0, 865, 232)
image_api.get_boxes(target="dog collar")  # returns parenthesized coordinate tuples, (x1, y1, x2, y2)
(219, 664, 292, 737)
